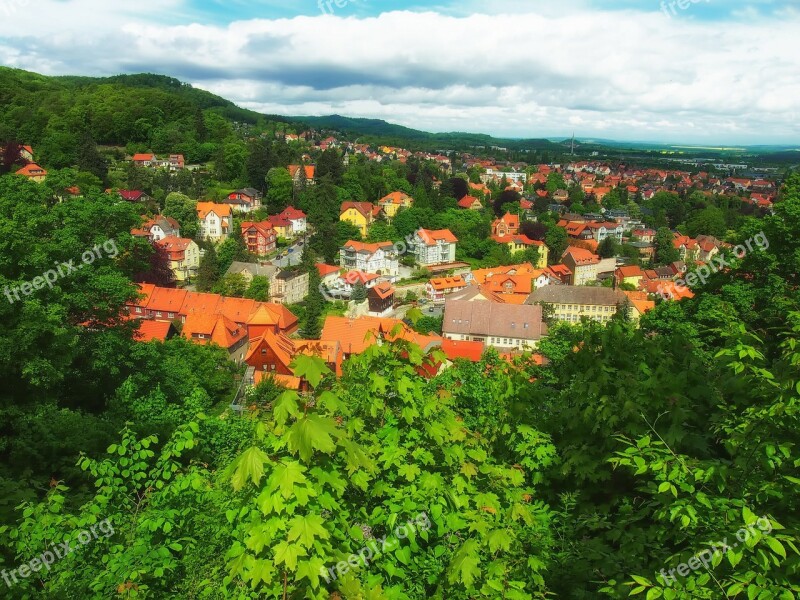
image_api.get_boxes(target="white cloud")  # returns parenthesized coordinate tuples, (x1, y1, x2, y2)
(0, 2, 798, 142)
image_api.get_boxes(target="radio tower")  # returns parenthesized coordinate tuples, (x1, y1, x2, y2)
(571, 132, 575, 156)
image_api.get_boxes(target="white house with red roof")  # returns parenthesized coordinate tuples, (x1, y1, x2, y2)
(411, 229, 459, 266)
(340, 241, 399, 276)
(277, 206, 307, 237)
(196, 202, 232, 241)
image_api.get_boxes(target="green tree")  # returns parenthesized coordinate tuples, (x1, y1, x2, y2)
(244, 275, 270, 301)
(196, 244, 219, 291)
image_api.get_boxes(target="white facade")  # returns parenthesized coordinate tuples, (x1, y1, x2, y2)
(339, 243, 399, 277)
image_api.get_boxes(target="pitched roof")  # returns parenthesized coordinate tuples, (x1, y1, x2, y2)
(527, 286, 627, 306)
(563, 247, 600, 265)
(147, 287, 188, 313)
(183, 314, 247, 349)
(340, 202, 380, 219)
(418, 228, 458, 245)
(134, 320, 172, 342)
(341, 240, 395, 254)
(443, 300, 547, 340)
(457, 195, 482, 208)
(321, 316, 441, 355)
(196, 202, 232, 219)
(616, 265, 644, 278)
(440, 339, 485, 362)
(379, 191, 414, 205)
(370, 282, 395, 300)
(316, 263, 340, 277)
(428, 276, 468, 292)
(155, 236, 194, 260)
(15, 163, 47, 177)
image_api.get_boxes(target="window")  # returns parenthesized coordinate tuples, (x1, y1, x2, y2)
(524, 323, 529, 329)
(156, 311, 162, 318)
(261, 349, 267, 355)
(135, 307, 142, 314)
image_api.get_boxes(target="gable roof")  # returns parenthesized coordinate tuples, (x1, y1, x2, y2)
(418, 228, 458, 245)
(527, 286, 627, 306)
(443, 300, 547, 340)
(196, 202, 232, 219)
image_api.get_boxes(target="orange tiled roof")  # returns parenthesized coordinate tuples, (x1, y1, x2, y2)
(196, 202, 232, 219)
(418, 228, 458, 245)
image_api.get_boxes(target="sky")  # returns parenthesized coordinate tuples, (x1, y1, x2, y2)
(0, 0, 798, 145)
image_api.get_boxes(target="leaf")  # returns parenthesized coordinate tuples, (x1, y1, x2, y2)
(487, 529, 512, 553)
(290, 355, 331, 389)
(268, 461, 307, 499)
(448, 539, 481, 588)
(231, 447, 270, 492)
(399, 464, 421, 482)
(295, 556, 326, 588)
(765, 537, 787, 558)
(273, 391, 300, 426)
(461, 462, 478, 479)
(273, 540, 307, 572)
(288, 514, 329, 548)
(287, 414, 338, 461)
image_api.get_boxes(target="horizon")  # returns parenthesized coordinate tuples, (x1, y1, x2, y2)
(1, 1, 798, 144)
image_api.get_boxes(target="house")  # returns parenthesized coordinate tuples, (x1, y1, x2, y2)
(196, 202, 232, 241)
(288, 165, 316, 186)
(622, 290, 656, 321)
(118, 190, 151, 204)
(134, 320, 176, 343)
(585, 221, 624, 243)
(126, 284, 299, 340)
(427, 276, 468, 304)
(15, 163, 47, 182)
(527, 286, 628, 324)
(546, 264, 572, 285)
(225, 262, 279, 286)
(379, 192, 414, 219)
(339, 241, 399, 277)
(19, 145, 34, 162)
(457, 195, 483, 210)
(492, 212, 520, 237)
(320, 315, 441, 360)
(331, 271, 381, 297)
(553, 189, 569, 203)
(226, 188, 263, 213)
(245, 330, 344, 389)
(276, 206, 307, 237)
(443, 300, 547, 351)
(410, 229, 458, 266)
(368, 283, 395, 316)
(134, 215, 181, 241)
(168, 155, 185, 171)
(132, 153, 157, 167)
(241, 221, 277, 256)
(469, 182, 492, 199)
(492, 235, 549, 267)
(267, 216, 292, 239)
(316, 263, 341, 289)
(271, 269, 310, 305)
(340, 202, 381, 237)
(155, 237, 200, 282)
(615, 265, 645, 288)
(632, 228, 657, 243)
(182, 314, 249, 362)
(561, 247, 601, 285)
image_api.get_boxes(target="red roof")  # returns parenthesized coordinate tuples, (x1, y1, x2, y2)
(440, 339, 484, 362)
(316, 263, 340, 277)
(134, 320, 172, 342)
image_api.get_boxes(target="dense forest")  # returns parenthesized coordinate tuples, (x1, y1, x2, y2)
(0, 65, 798, 599)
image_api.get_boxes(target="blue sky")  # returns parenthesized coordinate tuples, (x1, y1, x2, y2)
(0, 0, 798, 144)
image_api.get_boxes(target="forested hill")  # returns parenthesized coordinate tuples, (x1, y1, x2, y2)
(0, 67, 566, 157)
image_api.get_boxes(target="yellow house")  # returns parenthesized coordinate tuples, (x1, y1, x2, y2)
(615, 265, 645, 288)
(340, 202, 379, 238)
(15, 163, 47, 183)
(492, 235, 549, 268)
(378, 191, 414, 219)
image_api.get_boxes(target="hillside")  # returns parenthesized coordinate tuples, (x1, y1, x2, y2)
(0, 68, 566, 160)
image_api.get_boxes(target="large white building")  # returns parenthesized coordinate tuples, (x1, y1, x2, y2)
(339, 241, 399, 277)
(410, 229, 458, 267)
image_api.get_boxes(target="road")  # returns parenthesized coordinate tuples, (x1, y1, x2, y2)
(272, 237, 306, 268)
